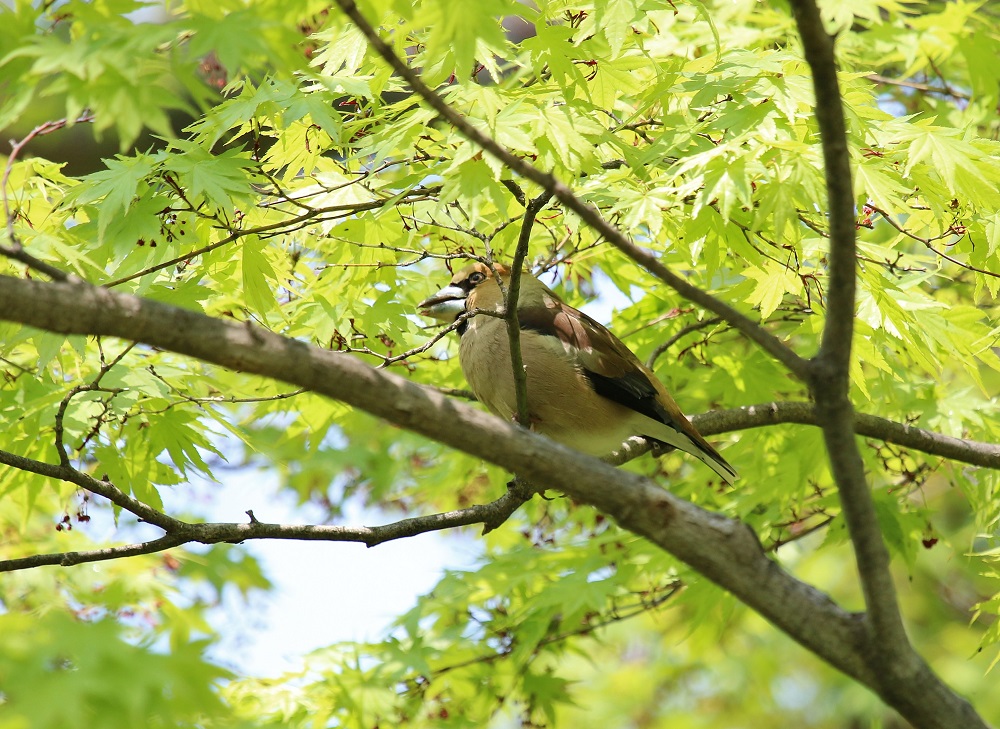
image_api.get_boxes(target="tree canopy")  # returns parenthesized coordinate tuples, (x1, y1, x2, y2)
(2, 0, 1000, 727)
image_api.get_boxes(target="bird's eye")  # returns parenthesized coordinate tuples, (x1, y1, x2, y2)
(468, 272, 485, 285)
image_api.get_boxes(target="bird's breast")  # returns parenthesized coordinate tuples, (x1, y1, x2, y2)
(458, 317, 636, 455)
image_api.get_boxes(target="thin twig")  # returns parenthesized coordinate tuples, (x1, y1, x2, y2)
(867, 204, 1000, 279)
(866, 74, 970, 101)
(425, 581, 684, 678)
(0, 452, 539, 573)
(375, 308, 503, 368)
(330, 307, 503, 370)
(53, 341, 135, 465)
(103, 188, 440, 288)
(505, 190, 554, 426)
(646, 317, 722, 368)
(0, 449, 183, 532)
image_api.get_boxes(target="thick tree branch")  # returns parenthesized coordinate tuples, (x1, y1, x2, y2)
(788, 0, 955, 721)
(0, 275, 990, 728)
(331, 0, 811, 382)
(0, 276, 875, 684)
(6, 399, 992, 574)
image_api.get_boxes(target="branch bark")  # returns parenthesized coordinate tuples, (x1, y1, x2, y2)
(504, 190, 553, 426)
(785, 2, 979, 726)
(790, 0, 907, 646)
(0, 274, 988, 728)
(692, 402, 1000, 470)
(0, 462, 538, 572)
(5, 399, 994, 574)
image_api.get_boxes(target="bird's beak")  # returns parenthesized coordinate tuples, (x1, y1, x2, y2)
(418, 285, 467, 322)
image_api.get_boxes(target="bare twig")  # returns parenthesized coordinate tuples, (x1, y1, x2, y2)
(867, 204, 1000, 279)
(866, 74, 970, 101)
(424, 580, 684, 678)
(52, 341, 135, 465)
(329, 307, 502, 369)
(646, 317, 722, 368)
(506, 190, 555, 426)
(378, 308, 502, 368)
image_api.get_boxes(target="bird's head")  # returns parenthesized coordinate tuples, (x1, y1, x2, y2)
(418, 262, 511, 322)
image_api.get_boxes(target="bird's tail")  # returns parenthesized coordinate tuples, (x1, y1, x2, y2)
(645, 420, 739, 484)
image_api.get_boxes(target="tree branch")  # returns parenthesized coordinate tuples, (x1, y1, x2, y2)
(691, 402, 1000, 470)
(0, 275, 991, 728)
(331, 0, 812, 382)
(789, 0, 942, 717)
(0, 275, 876, 683)
(866, 73, 970, 101)
(7, 398, 992, 574)
(0, 472, 538, 573)
(790, 5, 857, 374)
(102, 188, 439, 288)
(867, 204, 1000, 279)
(505, 190, 554, 426)
(0, 448, 184, 532)
(0, 534, 191, 571)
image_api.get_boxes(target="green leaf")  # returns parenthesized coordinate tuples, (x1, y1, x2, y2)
(0, 611, 230, 729)
(743, 262, 797, 319)
(68, 154, 156, 241)
(241, 236, 278, 319)
(163, 143, 256, 216)
(596, 0, 638, 58)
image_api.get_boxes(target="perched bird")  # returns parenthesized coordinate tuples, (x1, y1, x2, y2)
(418, 262, 738, 483)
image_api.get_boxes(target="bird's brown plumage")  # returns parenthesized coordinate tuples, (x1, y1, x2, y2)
(418, 262, 737, 482)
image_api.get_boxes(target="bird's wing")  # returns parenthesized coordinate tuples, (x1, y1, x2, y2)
(519, 299, 737, 480)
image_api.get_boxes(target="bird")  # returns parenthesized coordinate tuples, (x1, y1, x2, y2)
(418, 262, 738, 483)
